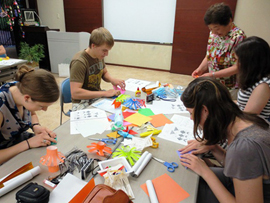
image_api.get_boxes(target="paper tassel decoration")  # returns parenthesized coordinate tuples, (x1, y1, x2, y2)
(87, 141, 112, 156)
(40, 146, 65, 173)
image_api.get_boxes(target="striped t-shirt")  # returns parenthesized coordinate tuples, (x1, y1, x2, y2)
(237, 77, 270, 119)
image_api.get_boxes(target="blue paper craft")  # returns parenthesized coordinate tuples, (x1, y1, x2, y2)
(177, 149, 196, 169)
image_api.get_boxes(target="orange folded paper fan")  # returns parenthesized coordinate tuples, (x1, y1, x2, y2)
(40, 146, 65, 173)
(87, 141, 112, 156)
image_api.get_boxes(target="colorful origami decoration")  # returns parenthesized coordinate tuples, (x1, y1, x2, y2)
(87, 141, 112, 156)
(123, 98, 146, 110)
(112, 146, 141, 166)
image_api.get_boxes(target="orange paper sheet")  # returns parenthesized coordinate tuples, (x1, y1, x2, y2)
(69, 178, 95, 203)
(125, 113, 152, 126)
(149, 114, 173, 128)
(141, 173, 190, 203)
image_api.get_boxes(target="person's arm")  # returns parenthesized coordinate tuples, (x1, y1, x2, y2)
(201, 64, 238, 78)
(0, 45, 6, 55)
(180, 154, 264, 203)
(31, 112, 56, 144)
(102, 67, 126, 89)
(191, 56, 208, 78)
(243, 83, 270, 115)
(70, 81, 120, 100)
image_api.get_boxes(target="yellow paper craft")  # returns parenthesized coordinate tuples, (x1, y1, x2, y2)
(125, 113, 152, 127)
(107, 131, 120, 138)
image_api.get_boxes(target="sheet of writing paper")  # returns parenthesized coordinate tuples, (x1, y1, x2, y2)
(91, 99, 116, 114)
(49, 173, 87, 203)
(146, 96, 188, 114)
(70, 109, 109, 135)
(158, 123, 194, 145)
(125, 78, 151, 92)
(141, 173, 190, 203)
(170, 114, 194, 128)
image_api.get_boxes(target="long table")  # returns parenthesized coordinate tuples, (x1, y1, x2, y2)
(0, 99, 199, 202)
(0, 58, 27, 84)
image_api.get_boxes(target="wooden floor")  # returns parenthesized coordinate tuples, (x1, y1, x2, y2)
(36, 65, 193, 131)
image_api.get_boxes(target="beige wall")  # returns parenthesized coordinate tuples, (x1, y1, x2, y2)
(234, 0, 270, 45)
(37, 0, 66, 31)
(38, 0, 270, 71)
(105, 42, 172, 70)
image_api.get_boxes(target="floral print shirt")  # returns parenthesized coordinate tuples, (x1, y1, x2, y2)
(0, 82, 32, 149)
(207, 23, 246, 89)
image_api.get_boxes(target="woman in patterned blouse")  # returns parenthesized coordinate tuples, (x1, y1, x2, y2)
(192, 3, 246, 100)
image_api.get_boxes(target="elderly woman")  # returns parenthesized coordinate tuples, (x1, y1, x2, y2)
(191, 3, 246, 99)
(179, 77, 270, 203)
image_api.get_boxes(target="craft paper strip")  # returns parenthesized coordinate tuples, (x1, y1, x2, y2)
(138, 108, 155, 116)
(125, 113, 152, 126)
(149, 114, 173, 128)
(158, 123, 194, 145)
(125, 78, 151, 92)
(141, 173, 190, 203)
(146, 180, 159, 203)
(0, 166, 41, 197)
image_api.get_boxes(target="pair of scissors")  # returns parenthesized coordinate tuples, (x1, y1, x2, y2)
(88, 138, 117, 145)
(152, 157, 178, 172)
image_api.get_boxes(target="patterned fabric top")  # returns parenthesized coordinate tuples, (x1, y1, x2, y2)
(207, 23, 246, 89)
(0, 82, 32, 149)
(237, 77, 270, 119)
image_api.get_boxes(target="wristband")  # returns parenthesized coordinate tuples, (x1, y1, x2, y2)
(31, 123, 40, 129)
(212, 72, 215, 78)
(26, 139, 31, 149)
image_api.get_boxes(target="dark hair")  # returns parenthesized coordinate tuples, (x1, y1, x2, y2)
(235, 36, 270, 90)
(181, 77, 269, 145)
(89, 27, 114, 48)
(15, 65, 59, 103)
(204, 3, 232, 26)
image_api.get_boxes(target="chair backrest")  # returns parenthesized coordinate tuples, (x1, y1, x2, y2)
(60, 78, 71, 104)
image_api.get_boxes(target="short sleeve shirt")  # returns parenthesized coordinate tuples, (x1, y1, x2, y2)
(224, 125, 270, 184)
(70, 50, 105, 103)
(237, 77, 270, 119)
(207, 24, 246, 89)
(0, 82, 32, 149)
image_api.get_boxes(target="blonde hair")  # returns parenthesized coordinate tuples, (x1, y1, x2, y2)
(15, 65, 59, 103)
(89, 27, 114, 48)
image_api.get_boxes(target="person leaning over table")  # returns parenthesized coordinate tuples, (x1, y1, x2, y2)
(178, 77, 270, 203)
(70, 27, 125, 111)
(0, 45, 6, 57)
(234, 36, 270, 121)
(191, 3, 246, 100)
(0, 65, 59, 165)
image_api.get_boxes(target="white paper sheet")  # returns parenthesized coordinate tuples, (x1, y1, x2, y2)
(131, 151, 152, 177)
(0, 166, 41, 197)
(125, 78, 151, 92)
(158, 123, 194, 145)
(91, 99, 116, 114)
(146, 96, 188, 114)
(49, 173, 87, 203)
(70, 109, 110, 136)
